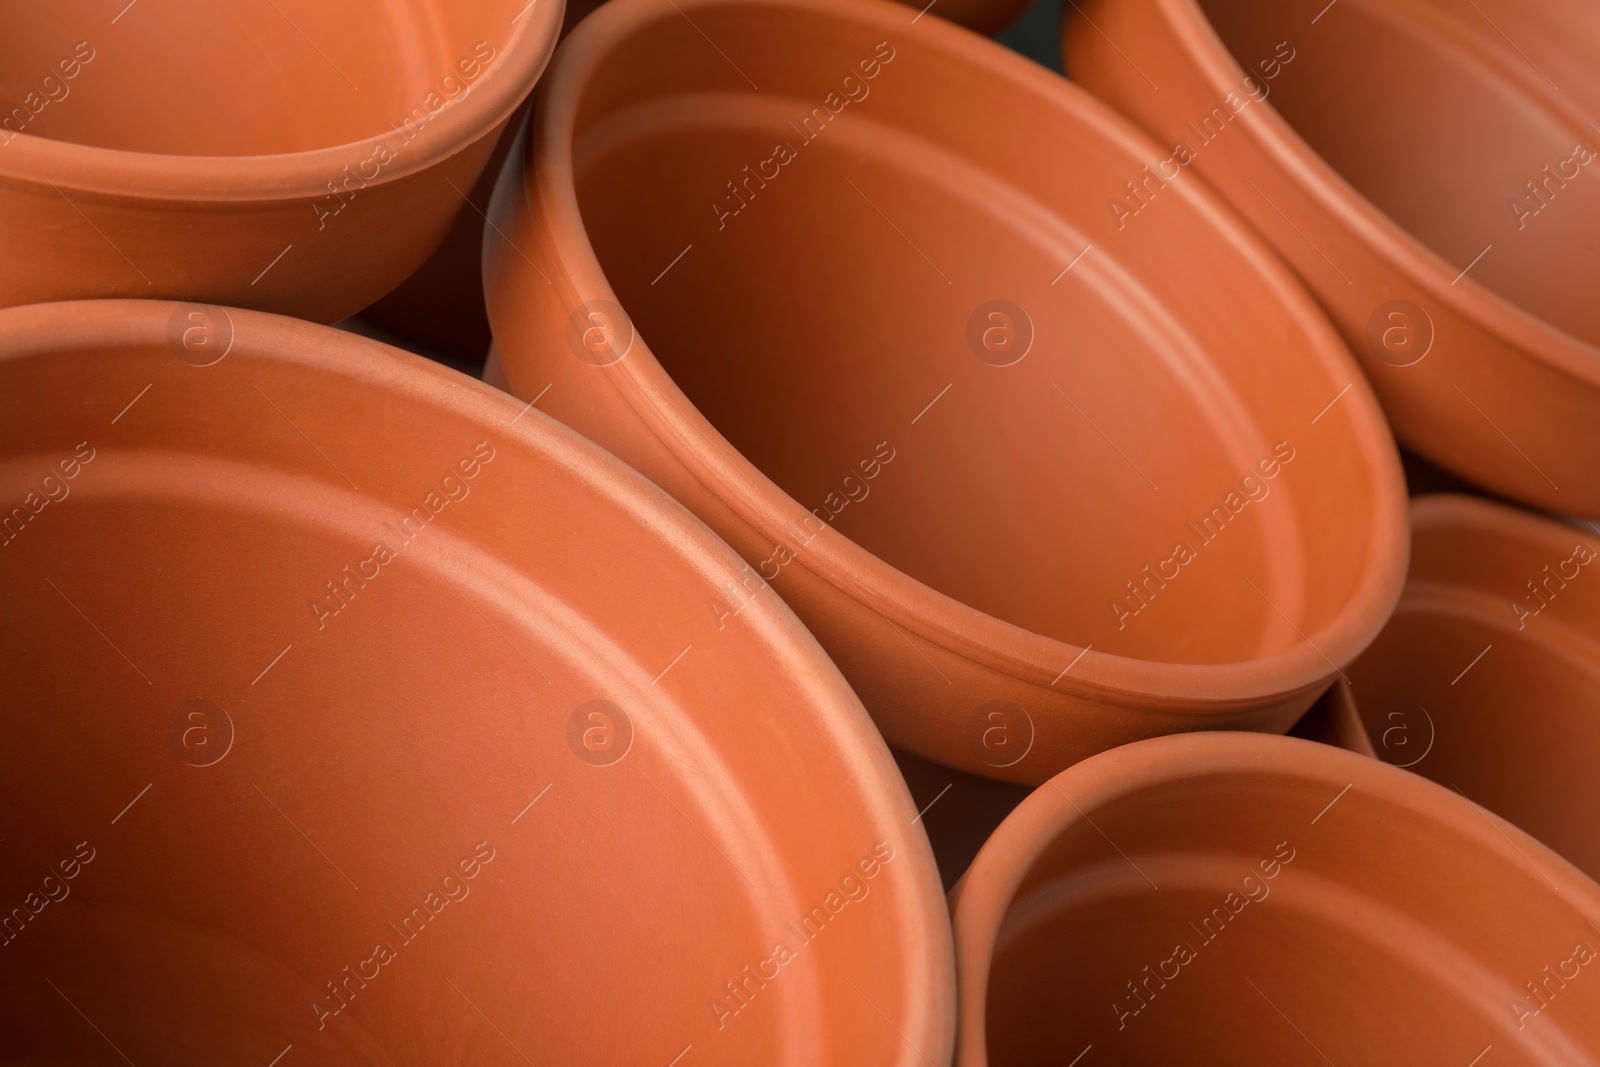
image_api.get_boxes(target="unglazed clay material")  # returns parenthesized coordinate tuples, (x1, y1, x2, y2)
(0, 0, 561, 323)
(0, 300, 952, 1067)
(482, 0, 1409, 784)
(1349, 494, 1600, 881)
(1064, 0, 1600, 515)
(951, 732, 1600, 1065)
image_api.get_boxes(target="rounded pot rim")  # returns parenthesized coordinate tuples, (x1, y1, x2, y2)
(1142, 0, 1600, 387)
(514, 0, 1409, 710)
(947, 730, 1600, 1064)
(0, 0, 563, 203)
(0, 297, 957, 1058)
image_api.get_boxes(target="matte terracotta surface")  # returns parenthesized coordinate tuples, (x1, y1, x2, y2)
(0, 300, 952, 1067)
(951, 732, 1600, 1065)
(1065, 0, 1600, 516)
(0, 0, 561, 323)
(483, 0, 1408, 784)
(1349, 494, 1600, 881)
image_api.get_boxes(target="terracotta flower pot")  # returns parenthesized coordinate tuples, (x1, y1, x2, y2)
(482, 0, 1409, 784)
(951, 732, 1600, 1065)
(1348, 493, 1600, 881)
(0, 299, 952, 1066)
(1064, 0, 1600, 516)
(0, 0, 562, 324)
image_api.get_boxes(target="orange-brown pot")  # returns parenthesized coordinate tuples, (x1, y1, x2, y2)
(0, 299, 953, 1067)
(482, 0, 1409, 784)
(951, 732, 1600, 1065)
(1064, 0, 1600, 516)
(0, 0, 561, 324)
(1349, 493, 1600, 881)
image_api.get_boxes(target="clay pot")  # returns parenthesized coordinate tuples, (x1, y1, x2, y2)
(1348, 494, 1600, 881)
(951, 732, 1600, 1065)
(0, 0, 562, 324)
(1063, 0, 1600, 516)
(482, 0, 1409, 784)
(0, 299, 952, 1066)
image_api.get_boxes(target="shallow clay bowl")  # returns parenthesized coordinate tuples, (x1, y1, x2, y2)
(951, 732, 1600, 1065)
(0, 300, 952, 1066)
(0, 0, 561, 323)
(1349, 494, 1600, 881)
(483, 0, 1408, 784)
(1064, 0, 1600, 515)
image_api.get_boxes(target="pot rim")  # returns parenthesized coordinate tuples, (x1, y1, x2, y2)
(1401, 491, 1600, 635)
(0, 1, 563, 202)
(947, 730, 1600, 1064)
(1411, 491, 1600, 552)
(513, 0, 1409, 710)
(0, 296, 957, 1059)
(1142, 0, 1600, 387)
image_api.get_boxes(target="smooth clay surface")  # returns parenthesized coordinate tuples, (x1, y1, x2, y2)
(951, 733, 1600, 1066)
(1350, 494, 1600, 881)
(0, 0, 561, 322)
(483, 0, 1408, 783)
(0, 300, 952, 1067)
(1065, 0, 1600, 515)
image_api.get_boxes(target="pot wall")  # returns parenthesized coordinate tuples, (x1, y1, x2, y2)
(1064, 0, 1600, 516)
(0, 0, 562, 323)
(951, 733, 1600, 1065)
(0, 299, 953, 1067)
(483, 0, 1408, 784)
(1349, 494, 1600, 881)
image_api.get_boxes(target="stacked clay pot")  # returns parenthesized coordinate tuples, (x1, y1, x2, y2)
(1349, 495, 1600, 881)
(0, 0, 562, 322)
(0, 300, 953, 1065)
(1064, 0, 1600, 516)
(2, 0, 1598, 1062)
(953, 733, 1600, 1064)
(483, 0, 1409, 786)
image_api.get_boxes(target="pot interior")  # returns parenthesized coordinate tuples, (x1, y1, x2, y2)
(1197, 0, 1600, 348)
(981, 761, 1600, 1064)
(0, 322, 935, 1066)
(568, 2, 1391, 669)
(0, 0, 524, 155)
(1349, 499, 1600, 880)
